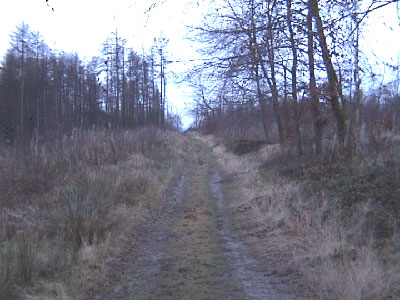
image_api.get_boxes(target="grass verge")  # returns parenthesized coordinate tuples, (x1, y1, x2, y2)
(203, 133, 399, 300)
(0, 127, 189, 299)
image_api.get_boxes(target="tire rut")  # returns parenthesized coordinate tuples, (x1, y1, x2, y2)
(93, 144, 306, 299)
(93, 171, 188, 300)
(210, 169, 303, 300)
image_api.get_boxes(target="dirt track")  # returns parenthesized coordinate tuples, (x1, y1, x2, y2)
(92, 138, 309, 300)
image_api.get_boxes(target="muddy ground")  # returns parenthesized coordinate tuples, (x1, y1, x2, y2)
(92, 138, 313, 300)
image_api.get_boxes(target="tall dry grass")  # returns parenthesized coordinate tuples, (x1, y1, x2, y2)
(0, 233, 36, 298)
(204, 132, 399, 299)
(0, 127, 189, 299)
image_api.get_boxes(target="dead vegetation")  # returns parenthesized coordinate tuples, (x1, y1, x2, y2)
(202, 132, 400, 300)
(0, 127, 189, 299)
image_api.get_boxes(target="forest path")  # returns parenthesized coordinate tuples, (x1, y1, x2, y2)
(93, 137, 302, 300)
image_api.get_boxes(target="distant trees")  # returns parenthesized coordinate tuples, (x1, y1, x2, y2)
(191, 0, 399, 156)
(0, 23, 181, 145)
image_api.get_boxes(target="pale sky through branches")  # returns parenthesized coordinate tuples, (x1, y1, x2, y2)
(0, 0, 399, 128)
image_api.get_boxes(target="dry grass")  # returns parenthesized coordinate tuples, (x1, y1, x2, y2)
(203, 133, 400, 299)
(0, 127, 189, 299)
(0, 233, 36, 298)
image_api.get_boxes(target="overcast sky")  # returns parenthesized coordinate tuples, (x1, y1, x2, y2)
(0, 0, 399, 128)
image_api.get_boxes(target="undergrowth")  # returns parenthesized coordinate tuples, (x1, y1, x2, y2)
(206, 131, 400, 300)
(0, 127, 189, 299)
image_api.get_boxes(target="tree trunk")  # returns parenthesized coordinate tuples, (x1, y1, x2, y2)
(19, 40, 25, 142)
(310, 0, 346, 148)
(287, 0, 303, 156)
(263, 2, 284, 144)
(255, 64, 270, 141)
(307, 0, 323, 155)
(249, 1, 270, 141)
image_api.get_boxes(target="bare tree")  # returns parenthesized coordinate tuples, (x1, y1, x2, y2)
(286, 0, 304, 155)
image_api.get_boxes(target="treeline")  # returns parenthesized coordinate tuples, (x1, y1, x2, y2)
(0, 23, 181, 145)
(191, 0, 399, 157)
